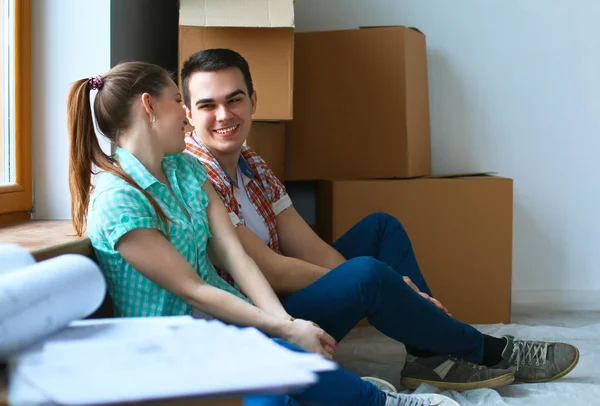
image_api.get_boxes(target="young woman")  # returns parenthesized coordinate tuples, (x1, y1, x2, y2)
(66, 61, 456, 406)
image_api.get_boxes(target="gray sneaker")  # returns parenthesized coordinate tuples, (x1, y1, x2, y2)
(385, 391, 460, 406)
(492, 335, 580, 383)
(401, 354, 515, 392)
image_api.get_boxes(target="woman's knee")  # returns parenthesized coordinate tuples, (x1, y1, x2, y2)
(244, 395, 296, 406)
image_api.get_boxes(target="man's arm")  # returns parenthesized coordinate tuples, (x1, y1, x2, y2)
(203, 181, 289, 320)
(235, 206, 347, 297)
(236, 224, 330, 297)
(276, 207, 346, 270)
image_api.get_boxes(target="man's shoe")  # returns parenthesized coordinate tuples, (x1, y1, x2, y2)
(401, 354, 515, 392)
(491, 335, 580, 383)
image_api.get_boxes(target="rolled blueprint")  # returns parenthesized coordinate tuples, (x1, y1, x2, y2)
(0, 249, 106, 360)
(0, 244, 35, 275)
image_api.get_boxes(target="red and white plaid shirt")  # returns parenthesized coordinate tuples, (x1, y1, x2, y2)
(185, 132, 292, 288)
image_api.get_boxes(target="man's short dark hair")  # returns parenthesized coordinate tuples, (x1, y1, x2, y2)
(181, 48, 254, 108)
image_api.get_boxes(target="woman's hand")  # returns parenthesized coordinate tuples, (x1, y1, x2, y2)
(403, 276, 452, 317)
(283, 319, 338, 360)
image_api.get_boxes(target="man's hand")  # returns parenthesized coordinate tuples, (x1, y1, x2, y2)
(403, 276, 452, 317)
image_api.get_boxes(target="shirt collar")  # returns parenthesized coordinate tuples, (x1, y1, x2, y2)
(114, 146, 161, 190)
(238, 154, 255, 179)
(190, 131, 256, 185)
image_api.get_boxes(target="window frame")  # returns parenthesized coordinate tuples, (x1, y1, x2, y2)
(0, 0, 32, 224)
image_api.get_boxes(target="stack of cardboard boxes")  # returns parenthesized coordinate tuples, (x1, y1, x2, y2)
(179, 1, 513, 324)
(178, 0, 291, 179)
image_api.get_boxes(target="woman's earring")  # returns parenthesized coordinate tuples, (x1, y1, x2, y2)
(150, 115, 156, 128)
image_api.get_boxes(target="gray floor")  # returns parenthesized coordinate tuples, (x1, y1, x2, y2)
(512, 307, 600, 328)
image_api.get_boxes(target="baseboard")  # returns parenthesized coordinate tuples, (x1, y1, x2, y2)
(512, 289, 600, 312)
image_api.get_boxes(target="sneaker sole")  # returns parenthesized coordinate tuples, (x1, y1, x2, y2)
(361, 376, 398, 393)
(401, 372, 515, 392)
(515, 345, 580, 383)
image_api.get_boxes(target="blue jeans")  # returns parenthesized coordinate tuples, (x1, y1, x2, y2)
(244, 338, 385, 406)
(281, 212, 484, 363)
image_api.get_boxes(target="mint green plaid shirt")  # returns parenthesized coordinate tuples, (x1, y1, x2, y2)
(87, 147, 249, 317)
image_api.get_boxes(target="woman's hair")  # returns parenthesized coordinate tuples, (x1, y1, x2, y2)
(67, 61, 173, 236)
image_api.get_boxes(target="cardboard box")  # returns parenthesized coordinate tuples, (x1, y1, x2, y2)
(285, 26, 431, 180)
(179, 0, 294, 120)
(318, 175, 513, 324)
(245, 121, 286, 180)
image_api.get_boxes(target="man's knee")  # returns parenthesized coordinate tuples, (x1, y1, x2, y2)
(368, 211, 405, 229)
(343, 256, 390, 284)
(368, 211, 410, 240)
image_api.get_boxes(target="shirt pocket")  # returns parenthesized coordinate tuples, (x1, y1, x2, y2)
(167, 215, 197, 260)
(185, 186, 212, 249)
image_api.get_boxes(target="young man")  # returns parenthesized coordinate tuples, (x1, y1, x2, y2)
(180, 48, 579, 392)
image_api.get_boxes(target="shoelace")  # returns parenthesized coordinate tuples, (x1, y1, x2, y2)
(508, 339, 549, 371)
(448, 356, 486, 370)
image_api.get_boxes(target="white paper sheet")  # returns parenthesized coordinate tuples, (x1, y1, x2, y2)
(0, 244, 35, 275)
(10, 318, 335, 405)
(0, 245, 335, 405)
(0, 254, 106, 360)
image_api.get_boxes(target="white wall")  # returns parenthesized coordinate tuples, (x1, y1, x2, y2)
(30, 0, 600, 305)
(31, 0, 111, 219)
(294, 1, 600, 301)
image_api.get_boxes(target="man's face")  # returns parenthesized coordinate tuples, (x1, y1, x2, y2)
(185, 67, 256, 155)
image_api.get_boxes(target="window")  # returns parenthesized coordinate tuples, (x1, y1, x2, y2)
(0, 0, 31, 224)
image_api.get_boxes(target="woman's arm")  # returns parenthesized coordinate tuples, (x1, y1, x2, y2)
(117, 227, 288, 335)
(203, 181, 291, 320)
(117, 227, 336, 358)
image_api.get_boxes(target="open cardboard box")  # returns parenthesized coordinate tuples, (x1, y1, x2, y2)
(318, 173, 513, 325)
(179, 0, 294, 120)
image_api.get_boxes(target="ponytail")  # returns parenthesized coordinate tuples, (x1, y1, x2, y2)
(67, 78, 172, 237)
(67, 79, 98, 236)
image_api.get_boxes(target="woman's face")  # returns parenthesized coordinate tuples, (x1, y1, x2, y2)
(152, 79, 189, 155)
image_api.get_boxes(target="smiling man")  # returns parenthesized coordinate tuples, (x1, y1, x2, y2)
(180, 48, 579, 392)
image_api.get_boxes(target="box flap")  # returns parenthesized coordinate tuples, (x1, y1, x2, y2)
(319, 173, 502, 182)
(180, 0, 295, 28)
(426, 172, 497, 179)
(359, 26, 424, 34)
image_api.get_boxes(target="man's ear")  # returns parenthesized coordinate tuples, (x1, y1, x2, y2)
(184, 104, 194, 125)
(250, 91, 257, 115)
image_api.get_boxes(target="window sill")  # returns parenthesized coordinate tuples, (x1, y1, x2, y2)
(0, 219, 93, 261)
